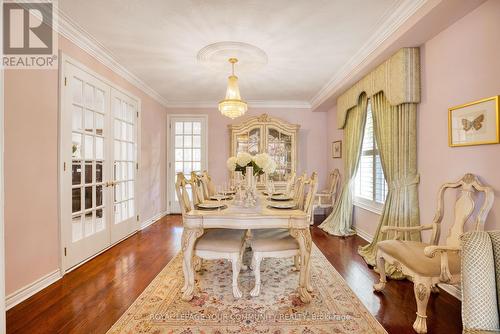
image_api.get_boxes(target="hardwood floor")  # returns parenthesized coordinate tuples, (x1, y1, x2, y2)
(6, 215, 462, 333)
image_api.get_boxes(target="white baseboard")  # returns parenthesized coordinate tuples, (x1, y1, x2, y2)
(438, 283, 461, 300)
(352, 226, 374, 243)
(5, 213, 167, 310)
(140, 211, 168, 230)
(6, 269, 62, 310)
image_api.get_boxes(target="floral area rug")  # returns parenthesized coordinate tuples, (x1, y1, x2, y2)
(107, 244, 386, 334)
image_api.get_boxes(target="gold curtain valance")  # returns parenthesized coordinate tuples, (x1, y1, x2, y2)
(337, 47, 420, 129)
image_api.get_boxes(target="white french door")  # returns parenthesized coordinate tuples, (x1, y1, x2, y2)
(60, 57, 139, 271)
(168, 115, 208, 213)
(110, 89, 138, 244)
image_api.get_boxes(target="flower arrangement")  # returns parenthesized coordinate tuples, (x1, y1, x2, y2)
(227, 152, 277, 176)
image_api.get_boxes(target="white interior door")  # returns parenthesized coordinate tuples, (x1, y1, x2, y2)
(61, 60, 112, 270)
(110, 88, 138, 243)
(168, 116, 207, 213)
(61, 57, 139, 270)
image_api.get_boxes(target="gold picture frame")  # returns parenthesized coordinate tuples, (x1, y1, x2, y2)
(332, 140, 342, 158)
(448, 95, 500, 147)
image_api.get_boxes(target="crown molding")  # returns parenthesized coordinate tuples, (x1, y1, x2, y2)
(166, 100, 311, 109)
(310, 0, 429, 110)
(54, 7, 169, 107)
(46, 1, 428, 111)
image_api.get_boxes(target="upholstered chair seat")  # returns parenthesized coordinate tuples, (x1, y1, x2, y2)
(195, 229, 247, 252)
(377, 240, 461, 277)
(251, 229, 298, 252)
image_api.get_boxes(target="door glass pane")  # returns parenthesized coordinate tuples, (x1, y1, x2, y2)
(72, 215, 82, 242)
(85, 186, 93, 210)
(72, 133, 82, 159)
(95, 209, 105, 232)
(72, 106, 83, 131)
(72, 188, 81, 213)
(84, 135, 93, 159)
(84, 212, 94, 237)
(72, 161, 82, 185)
(192, 135, 201, 148)
(193, 122, 201, 134)
(72, 78, 83, 105)
(85, 163, 92, 184)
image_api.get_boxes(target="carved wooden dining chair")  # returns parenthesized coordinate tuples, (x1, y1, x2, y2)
(249, 172, 318, 297)
(285, 172, 296, 196)
(373, 173, 494, 333)
(291, 173, 307, 209)
(176, 172, 247, 298)
(311, 169, 340, 224)
(190, 171, 206, 205)
(199, 170, 216, 199)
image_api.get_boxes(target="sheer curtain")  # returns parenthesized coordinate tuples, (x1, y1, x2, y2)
(319, 94, 368, 236)
(358, 92, 420, 278)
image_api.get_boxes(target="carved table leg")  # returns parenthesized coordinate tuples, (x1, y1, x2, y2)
(181, 228, 203, 301)
(290, 228, 313, 303)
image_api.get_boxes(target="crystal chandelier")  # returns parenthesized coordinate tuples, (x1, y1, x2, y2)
(218, 58, 248, 119)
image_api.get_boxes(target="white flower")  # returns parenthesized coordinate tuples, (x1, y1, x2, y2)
(226, 156, 237, 171)
(253, 153, 271, 170)
(236, 152, 252, 167)
(263, 159, 277, 174)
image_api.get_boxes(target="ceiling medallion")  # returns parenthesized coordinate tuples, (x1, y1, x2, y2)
(218, 58, 247, 119)
(197, 41, 268, 73)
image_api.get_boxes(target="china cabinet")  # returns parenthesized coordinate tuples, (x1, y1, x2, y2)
(228, 114, 300, 188)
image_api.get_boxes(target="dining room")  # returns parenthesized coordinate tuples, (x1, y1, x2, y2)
(2, 0, 500, 333)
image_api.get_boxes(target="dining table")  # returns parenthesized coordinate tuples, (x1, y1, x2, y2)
(181, 193, 313, 303)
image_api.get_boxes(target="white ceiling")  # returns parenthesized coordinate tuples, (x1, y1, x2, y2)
(59, 0, 423, 108)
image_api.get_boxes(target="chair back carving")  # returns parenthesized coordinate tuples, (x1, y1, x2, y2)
(292, 173, 307, 205)
(303, 172, 318, 219)
(285, 172, 296, 195)
(190, 171, 205, 205)
(175, 172, 192, 216)
(430, 173, 494, 247)
(200, 170, 216, 197)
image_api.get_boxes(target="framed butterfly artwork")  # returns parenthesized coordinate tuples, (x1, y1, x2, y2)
(448, 96, 499, 147)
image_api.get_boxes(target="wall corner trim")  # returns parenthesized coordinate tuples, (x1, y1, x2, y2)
(5, 270, 62, 310)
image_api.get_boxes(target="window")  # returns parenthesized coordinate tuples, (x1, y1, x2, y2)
(354, 100, 388, 213)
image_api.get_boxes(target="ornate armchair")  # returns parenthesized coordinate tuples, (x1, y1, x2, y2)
(461, 230, 500, 334)
(373, 173, 494, 333)
(311, 169, 340, 223)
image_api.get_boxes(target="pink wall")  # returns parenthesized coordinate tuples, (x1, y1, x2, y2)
(167, 108, 329, 189)
(4, 35, 167, 295)
(328, 0, 500, 241)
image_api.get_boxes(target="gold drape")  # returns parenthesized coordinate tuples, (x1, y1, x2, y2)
(319, 94, 368, 236)
(358, 92, 421, 278)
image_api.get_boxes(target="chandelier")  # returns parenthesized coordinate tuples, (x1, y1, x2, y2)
(218, 58, 248, 119)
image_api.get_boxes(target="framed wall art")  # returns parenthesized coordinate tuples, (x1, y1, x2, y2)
(448, 95, 499, 147)
(332, 140, 342, 158)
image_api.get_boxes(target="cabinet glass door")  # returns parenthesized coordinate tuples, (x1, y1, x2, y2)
(267, 127, 292, 181)
(236, 127, 261, 156)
